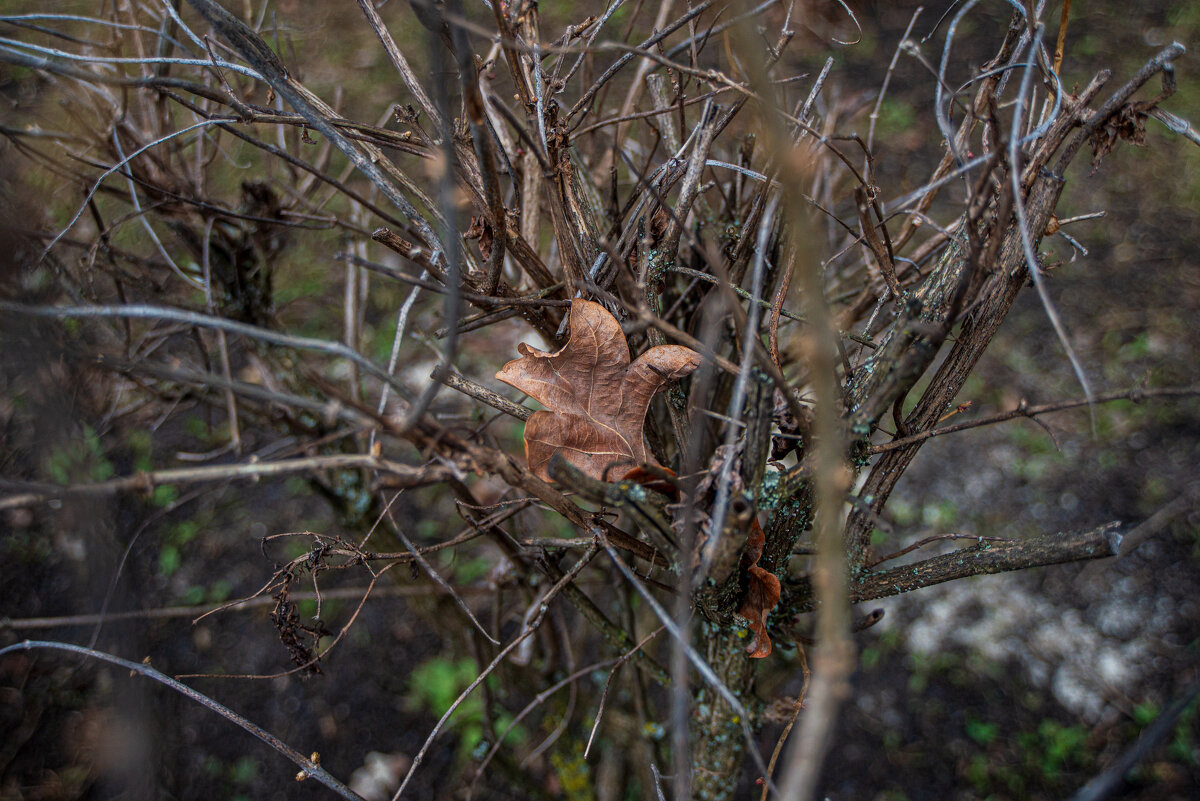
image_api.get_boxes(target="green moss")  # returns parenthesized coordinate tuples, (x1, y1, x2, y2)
(406, 656, 521, 763)
(158, 545, 181, 577)
(756, 468, 783, 511)
(550, 742, 595, 801)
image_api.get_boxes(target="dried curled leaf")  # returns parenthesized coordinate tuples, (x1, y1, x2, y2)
(495, 299, 700, 482)
(464, 214, 494, 262)
(1089, 102, 1149, 172)
(738, 517, 782, 659)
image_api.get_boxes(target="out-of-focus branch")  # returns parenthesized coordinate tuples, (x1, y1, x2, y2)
(0, 455, 455, 511)
(0, 302, 414, 399)
(1069, 675, 1200, 801)
(0, 583, 493, 631)
(0, 641, 366, 801)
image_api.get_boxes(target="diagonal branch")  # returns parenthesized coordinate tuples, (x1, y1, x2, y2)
(785, 522, 1123, 614)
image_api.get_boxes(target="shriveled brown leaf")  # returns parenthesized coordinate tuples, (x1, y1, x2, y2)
(464, 214, 494, 262)
(738, 517, 782, 658)
(1090, 102, 1149, 172)
(618, 465, 681, 500)
(770, 388, 813, 460)
(495, 299, 700, 482)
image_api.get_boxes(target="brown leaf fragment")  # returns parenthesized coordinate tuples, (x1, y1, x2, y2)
(770, 388, 813, 460)
(495, 299, 700, 482)
(741, 567, 782, 658)
(1089, 103, 1148, 172)
(464, 214, 494, 262)
(649, 206, 670, 242)
(618, 465, 681, 501)
(741, 513, 767, 565)
(738, 517, 782, 658)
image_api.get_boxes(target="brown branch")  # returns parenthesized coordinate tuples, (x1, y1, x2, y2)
(436, 369, 534, 421)
(866, 533, 1012, 569)
(1053, 0, 1073, 76)
(355, 0, 443, 130)
(853, 522, 1123, 602)
(840, 42, 1175, 570)
(854, 185, 900, 298)
(787, 522, 1123, 614)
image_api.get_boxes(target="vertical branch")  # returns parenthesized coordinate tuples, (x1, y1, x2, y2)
(600, 0, 677, 176)
(355, 0, 444, 131)
(1006, 22, 1095, 413)
(401, 19, 463, 429)
(774, 197, 853, 801)
(698, 194, 778, 583)
(345, 207, 368, 401)
(200, 217, 242, 455)
(448, 0, 507, 294)
(1053, 0, 1073, 76)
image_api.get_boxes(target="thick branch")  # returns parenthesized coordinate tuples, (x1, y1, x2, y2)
(786, 522, 1122, 613)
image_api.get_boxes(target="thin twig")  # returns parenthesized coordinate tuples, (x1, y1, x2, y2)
(1053, 0, 1072, 76)
(759, 645, 810, 801)
(0, 302, 415, 401)
(380, 491, 499, 645)
(0, 454, 454, 511)
(595, 529, 779, 798)
(868, 385, 1200, 454)
(436, 369, 534, 421)
(390, 544, 598, 801)
(0, 584, 497, 631)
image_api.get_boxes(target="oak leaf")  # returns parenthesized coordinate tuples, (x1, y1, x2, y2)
(495, 299, 700, 482)
(738, 517, 781, 658)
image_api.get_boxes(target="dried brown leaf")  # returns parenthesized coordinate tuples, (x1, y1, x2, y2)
(495, 299, 700, 482)
(1089, 102, 1148, 172)
(738, 517, 782, 659)
(464, 214, 494, 262)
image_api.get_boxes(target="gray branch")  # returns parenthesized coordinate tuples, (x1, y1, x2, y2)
(785, 522, 1123, 613)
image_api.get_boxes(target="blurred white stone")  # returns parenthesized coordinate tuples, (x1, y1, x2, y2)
(349, 751, 411, 801)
